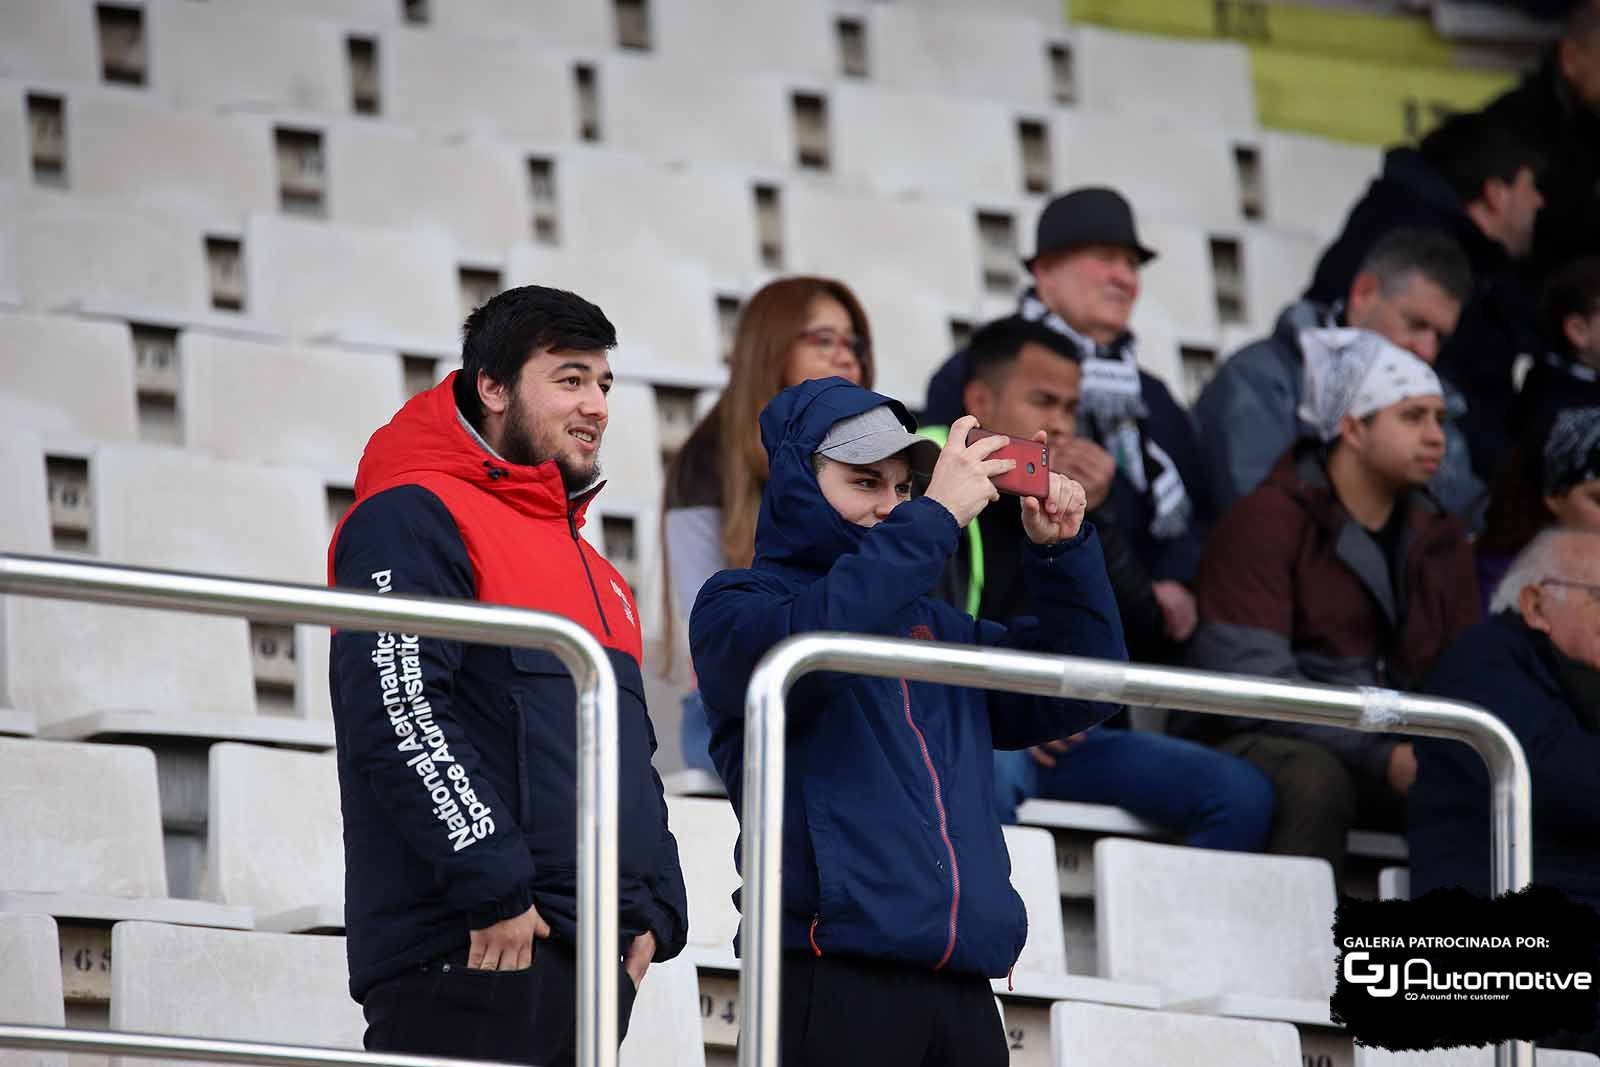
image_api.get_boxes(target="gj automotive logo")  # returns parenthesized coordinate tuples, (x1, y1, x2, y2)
(1331, 886, 1600, 1050)
(1343, 946, 1593, 1000)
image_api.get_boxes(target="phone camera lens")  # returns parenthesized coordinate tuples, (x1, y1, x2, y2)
(1026, 462, 1036, 474)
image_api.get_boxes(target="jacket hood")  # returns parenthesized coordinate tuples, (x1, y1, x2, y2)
(352, 371, 596, 526)
(754, 377, 923, 570)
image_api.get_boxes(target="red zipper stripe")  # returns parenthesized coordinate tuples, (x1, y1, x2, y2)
(900, 679, 960, 970)
(808, 914, 822, 957)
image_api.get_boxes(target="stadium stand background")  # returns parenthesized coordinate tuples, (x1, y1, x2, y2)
(0, 2, 1585, 1067)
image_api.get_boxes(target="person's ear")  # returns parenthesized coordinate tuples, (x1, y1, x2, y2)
(477, 370, 510, 417)
(1565, 311, 1593, 354)
(1337, 412, 1366, 452)
(963, 378, 997, 426)
(1347, 272, 1381, 322)
(1480, 177, 1510, 218)
(1520, 582, 1554, 634)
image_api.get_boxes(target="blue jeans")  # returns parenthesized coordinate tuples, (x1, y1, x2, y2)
(993, 728, 1275, 852)
(679, 690, 716, 772)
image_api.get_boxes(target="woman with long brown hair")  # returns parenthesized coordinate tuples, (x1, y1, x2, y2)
(663, 276, 874, 769)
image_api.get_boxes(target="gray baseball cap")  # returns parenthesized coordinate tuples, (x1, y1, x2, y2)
(814, 405, 940, 475)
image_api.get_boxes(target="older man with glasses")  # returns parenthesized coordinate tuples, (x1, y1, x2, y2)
(1409, 526, 1600, 1054)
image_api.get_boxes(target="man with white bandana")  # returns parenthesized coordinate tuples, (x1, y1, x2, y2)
(1170, 332, 1482, 879)
(923, 187, 1216, 655)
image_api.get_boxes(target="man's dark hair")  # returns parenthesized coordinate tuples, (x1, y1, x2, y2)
(1418, 110, 1544, 208)
(963, 316, 1082, 394)
(1541, 256, 1600, 353)
(1357, 226, 1473, 305)
(454, 285, 617, 427)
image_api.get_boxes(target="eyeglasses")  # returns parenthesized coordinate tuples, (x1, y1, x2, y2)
(1540, 578, 1600, 603)
(796, 327, 869, 361)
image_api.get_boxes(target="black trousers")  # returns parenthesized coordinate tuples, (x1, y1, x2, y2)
(774, 951, 1008, 1067)
(362, 940, 637, 1067)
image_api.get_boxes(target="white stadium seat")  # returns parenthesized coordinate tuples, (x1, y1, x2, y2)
(14, 189, 212, 321)
(664, 795, 741, 966)
(1095, 838, 1337, 1026)
(619, 954, 707, 1067)
(0, 913, 66, 1067)
(206, 743, 343, 933)
(109, 922, 363, 1067)
(555, 149, 763, 290)
(0, 311, 139, 444)
(0, 429, 275, 742)
(325, 122, 526, 263)
(426, 0, 612, 48)
(1071, 26, 1257, 133)
(865, 6, 1056, 108)
(649, 0, 833, 81)
(180, 332, 404, 482)
(92, 443, 333, 722)
(243, 212, 460, 353)
(1135, 222, 1223, 350)
(1052, 111, 1243, 233)
(782, 183, 984, 314)
(146, 0, 348, 114)
(1259, 130, 1382, 241)
(1379, 866, 1411, 901)
(0, 738, 247, 928)
(0, 1, 97, 85)
(1050, 1001, 1302, 1067)
(194, 0, 398, 25)
(599, 55, 790, 173)
(830, 84, 1022, 200)
(65, 90, 276, 228)
(379, 27, 580, 144)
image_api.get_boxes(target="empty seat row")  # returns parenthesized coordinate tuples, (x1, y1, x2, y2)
(0, 428, 333, 734)
(0, 914, 704, 1067)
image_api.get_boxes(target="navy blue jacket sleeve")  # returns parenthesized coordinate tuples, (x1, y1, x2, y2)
(1425, 625, 1600, 834)
(690, 495, 960, 724)
(977, 523, 1129, 749)
(329, 486, 537, 930)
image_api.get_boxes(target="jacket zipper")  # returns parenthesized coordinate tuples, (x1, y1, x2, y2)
(808, 914, 822, 957)
(567, 512, 612, 638)
(900, 679, 960, 970)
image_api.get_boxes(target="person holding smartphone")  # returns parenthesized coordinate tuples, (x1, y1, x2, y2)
(689, 376, 1125, 1067)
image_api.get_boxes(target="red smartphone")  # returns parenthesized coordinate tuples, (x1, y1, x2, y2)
(966, 428, 1050, 499)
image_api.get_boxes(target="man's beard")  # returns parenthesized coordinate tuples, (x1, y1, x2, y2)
(501, 397, 601, 495)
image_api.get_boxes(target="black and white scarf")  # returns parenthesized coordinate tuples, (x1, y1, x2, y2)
(1018, 289, 1192, 540)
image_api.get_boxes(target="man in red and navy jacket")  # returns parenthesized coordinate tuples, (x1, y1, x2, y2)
(328, 285, 687, 1067)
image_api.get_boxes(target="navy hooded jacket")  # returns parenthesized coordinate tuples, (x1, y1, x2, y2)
(689, 378, 1126, 976)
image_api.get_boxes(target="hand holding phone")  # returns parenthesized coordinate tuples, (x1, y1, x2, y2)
(965, 428, 1051, 499)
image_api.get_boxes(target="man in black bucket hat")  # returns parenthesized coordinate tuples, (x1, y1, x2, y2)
(921, 185, 1235, 839)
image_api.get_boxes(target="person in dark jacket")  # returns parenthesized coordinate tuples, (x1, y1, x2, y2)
(1479, 406, 1600, 609)
(927, 316, 1273, 850)
(327, 286, 688, 1067)
(1482, 0, 1600, 284)
(1411, 528, 1600, 1055)
(690, 377, 1124, 1067)
(1195, 227, 1482, 521)
(1173, 333, 1482, 880)
(1305, 110, 1544, 485)
(1520, 256, 1600, 433)
(924, 187, 1215, 644)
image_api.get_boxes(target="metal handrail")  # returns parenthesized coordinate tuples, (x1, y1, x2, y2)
(0, 1025, 522, 1067)
(737, 632, 1534, 1067)
(0, 553, 621, 1067)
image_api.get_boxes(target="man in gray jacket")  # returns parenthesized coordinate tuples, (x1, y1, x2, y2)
(1194, 227, 1482, 521)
